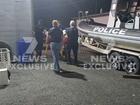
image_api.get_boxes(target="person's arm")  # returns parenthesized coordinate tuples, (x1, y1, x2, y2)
(46, 30, 52, 44)
(61, 30, 64, 44)
(65, 28, 70, 38)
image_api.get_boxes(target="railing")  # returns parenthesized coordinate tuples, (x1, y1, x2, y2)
(74, 12, 109, 20)
(0, 48, 11, 71)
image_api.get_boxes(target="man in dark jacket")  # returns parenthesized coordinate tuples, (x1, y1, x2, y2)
(66, 20, 79, 65)
(35, 24, 44, 57)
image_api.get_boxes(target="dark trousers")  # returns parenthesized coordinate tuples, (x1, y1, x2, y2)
(67, 43, 78, 64)
(36, 42, 43, 56)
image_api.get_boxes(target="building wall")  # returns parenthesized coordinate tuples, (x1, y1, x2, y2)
(0, 0, 33, 54)
(33, 0, 112, 28)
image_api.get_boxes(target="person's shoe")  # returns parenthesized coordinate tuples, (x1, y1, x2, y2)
(53, 68, 63, 74)
(67, 62, 72, 65)
(59, 68, 65, 73)
(53, 70, 60, 74)
(59, 70, 63, 73)
(74, 63, 78, 66)
(74, 60, 78, 66)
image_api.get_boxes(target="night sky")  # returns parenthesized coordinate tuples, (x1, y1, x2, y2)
(33, 0, 112, 28)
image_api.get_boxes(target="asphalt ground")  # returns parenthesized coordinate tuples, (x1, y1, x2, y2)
(0, 46, 140, 105)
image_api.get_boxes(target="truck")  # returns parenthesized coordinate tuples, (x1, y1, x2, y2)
(77, 0, 140, 74)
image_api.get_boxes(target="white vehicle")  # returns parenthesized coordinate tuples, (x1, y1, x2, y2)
(77, 0, 140, 74)
(0, 0, 33, 56)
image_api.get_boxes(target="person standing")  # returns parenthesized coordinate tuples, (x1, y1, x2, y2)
(48, 20, 63, 73)
(66, 20, 79, 65)
(35, 23, 44, 58)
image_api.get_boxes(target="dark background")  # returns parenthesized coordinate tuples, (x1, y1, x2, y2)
(33, 0, 112, 29)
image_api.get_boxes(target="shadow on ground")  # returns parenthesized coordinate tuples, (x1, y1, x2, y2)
(0, 85, 8, 90)
(56, 70, 87, 81)
(123, 75, 140, 79)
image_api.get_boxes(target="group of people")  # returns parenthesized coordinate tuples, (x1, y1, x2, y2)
(35, 20, 79, 73)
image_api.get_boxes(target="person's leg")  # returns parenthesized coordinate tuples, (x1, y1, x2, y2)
(72, 43, 78, 64)
(36, 43, 43, 62)
(67, 44, 72, 64)
(64, 45, 68, 61)
(50, 43, 61, 71)
(54, 43, 61, 70)
(50, 43, 57, 70)
(38, 42, 43, 56)
(35, 44, 40, 56)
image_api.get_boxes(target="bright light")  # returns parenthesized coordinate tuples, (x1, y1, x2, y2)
(112, 4, 117, 10)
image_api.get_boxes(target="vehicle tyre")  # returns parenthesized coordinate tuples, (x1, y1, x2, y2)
(125, 56, 140, 74)
(108, 52, 122, 71)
